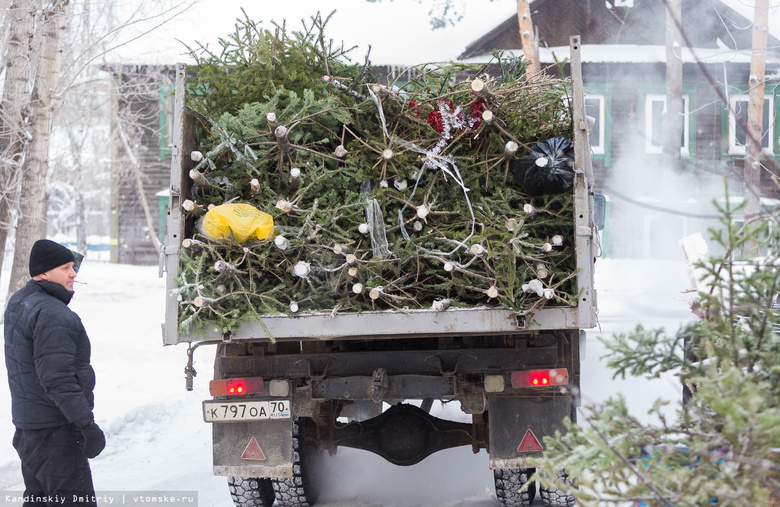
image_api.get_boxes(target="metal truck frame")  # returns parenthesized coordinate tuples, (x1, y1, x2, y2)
(159, 37, 598, 507)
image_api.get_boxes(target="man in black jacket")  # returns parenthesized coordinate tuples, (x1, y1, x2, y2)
(4, 239, 106, 506)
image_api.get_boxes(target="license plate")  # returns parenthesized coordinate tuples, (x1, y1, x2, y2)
(203, 399, 291, 422)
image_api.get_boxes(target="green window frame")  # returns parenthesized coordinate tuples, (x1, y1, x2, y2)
(158, 83, 175, 161)
(638, 84, 697, 161)
(583, 83, 613, 167)
(721, 84, 779, 159)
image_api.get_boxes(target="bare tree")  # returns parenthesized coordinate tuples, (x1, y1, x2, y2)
(0, 0, 198, 297)
(7, 0, 72, 296)
(0, 0, 35, 278)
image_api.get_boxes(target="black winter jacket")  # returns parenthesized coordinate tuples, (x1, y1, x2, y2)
(4, 280, 96, 430)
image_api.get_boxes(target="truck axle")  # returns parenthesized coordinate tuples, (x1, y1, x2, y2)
(328, 403, 483, 466)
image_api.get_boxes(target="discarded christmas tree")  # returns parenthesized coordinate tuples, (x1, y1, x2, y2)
(174, 12, 579, 335)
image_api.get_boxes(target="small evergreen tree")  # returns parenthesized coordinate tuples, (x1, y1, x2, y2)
(532, 188, 780, 506)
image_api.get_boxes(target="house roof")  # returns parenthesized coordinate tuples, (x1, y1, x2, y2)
(459, 44, 768, 65)
(458, 0, 780, 63)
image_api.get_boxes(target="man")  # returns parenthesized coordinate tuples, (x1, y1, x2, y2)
(4, 239, 106, 506)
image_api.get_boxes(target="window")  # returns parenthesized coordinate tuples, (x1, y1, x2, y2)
(644, 94, 690, 156)
(585, 94, 605, 155)
(727, 94, 775, 156)
(582, 83, 612, 166)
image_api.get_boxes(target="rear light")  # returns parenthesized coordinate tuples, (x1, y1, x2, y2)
(210, 377, 264, 396)
(511, 368, 568, 388)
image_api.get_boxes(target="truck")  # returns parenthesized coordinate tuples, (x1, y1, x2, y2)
(159, 35, 600, 507)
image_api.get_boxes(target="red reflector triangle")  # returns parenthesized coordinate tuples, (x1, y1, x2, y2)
(517, 429, 544, 452)
(241, 437, 266, 461)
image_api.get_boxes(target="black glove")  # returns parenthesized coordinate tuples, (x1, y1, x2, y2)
(80, 422, 106, 459)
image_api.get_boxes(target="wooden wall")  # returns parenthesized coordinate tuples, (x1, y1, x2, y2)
(111, 65, 176, 265)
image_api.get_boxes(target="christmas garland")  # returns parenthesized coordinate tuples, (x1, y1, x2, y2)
(174, 14, 577, 336)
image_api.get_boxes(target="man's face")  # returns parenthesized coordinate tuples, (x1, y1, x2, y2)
(40, 262, 77, 291)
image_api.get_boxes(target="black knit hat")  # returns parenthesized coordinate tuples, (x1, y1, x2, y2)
(29, 239, 76, 277)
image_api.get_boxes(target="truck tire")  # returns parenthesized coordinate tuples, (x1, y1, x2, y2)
(272, 418, 321, 506)
(539, 470, 575, 507)
(494, 468, 536, 506)
(227, 477, 275, 507)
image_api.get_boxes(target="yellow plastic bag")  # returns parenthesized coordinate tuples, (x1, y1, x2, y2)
(200, 203, 274, 243)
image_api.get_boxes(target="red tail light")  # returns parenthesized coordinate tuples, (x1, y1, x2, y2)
(511, 368, 568, 388)
(210, 377, 264, 396)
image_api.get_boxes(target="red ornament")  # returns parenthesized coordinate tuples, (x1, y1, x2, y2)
(427, 110, 444, 133)
(409, 100, 422, 119)
(470, 99, 487, 129)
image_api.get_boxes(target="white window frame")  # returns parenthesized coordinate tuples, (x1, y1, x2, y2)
(584, 94, 605, 155)
(727, 93, 775, 156)
(644, 94, 690, 156)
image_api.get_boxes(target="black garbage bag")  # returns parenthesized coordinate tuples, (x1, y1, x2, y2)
(511, 137, 575, 196)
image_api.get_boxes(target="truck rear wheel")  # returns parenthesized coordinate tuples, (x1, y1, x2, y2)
(227, 477, 275, 507)
(539, 470, 575, 507)
(494, 468, 536, 506)
(272, 418, 321, 506)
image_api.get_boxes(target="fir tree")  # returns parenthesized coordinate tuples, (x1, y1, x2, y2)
(531, 187, 780, 506)
(176, 13, 580, 336)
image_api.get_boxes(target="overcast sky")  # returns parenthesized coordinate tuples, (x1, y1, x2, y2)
(110, 0, 779, 67)
(112, 0, 519, 66)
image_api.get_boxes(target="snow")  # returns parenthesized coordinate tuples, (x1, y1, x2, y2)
(462, 41, 779, 65)
(0, 257, 694, 506)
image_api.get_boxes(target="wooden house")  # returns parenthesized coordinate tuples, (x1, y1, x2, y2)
(458, 0, 780, 259)
(109, 64, 177, 265)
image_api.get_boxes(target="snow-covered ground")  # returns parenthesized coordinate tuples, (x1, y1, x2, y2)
(0, 258, 694, 506)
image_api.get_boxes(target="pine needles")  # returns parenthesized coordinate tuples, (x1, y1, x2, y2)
(175, 13, 578, 335)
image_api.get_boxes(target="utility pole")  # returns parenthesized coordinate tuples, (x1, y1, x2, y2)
(744, 0, 768, 257)
(516, 0, 540, 77)
(664, 0, 683, 171)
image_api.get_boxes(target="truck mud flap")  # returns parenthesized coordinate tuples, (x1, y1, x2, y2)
(212, 419, 293, 479)
(487, 395, 571, 469)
